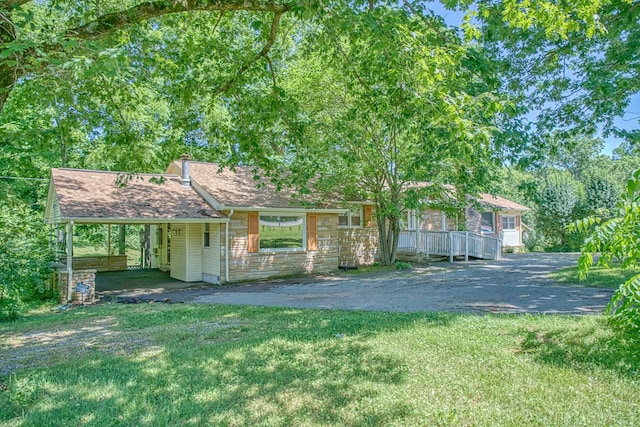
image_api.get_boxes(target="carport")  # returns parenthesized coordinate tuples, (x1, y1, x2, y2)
(44, 167, 228, 302)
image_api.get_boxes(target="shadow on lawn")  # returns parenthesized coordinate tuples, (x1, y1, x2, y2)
(1, 306, 456, 425)
(515, 324, 640, 378)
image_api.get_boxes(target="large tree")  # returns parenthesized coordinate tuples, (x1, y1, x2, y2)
(236, 5, 506, 264)
(464, 0, 640, 149)
(0, 0, 295, 116)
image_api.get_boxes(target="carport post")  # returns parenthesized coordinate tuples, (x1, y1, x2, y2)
(66, 220, 74, 302)
(496, 239, 502, 260)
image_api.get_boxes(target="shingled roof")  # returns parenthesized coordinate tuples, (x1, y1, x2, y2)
(167, 161, 336, 209)
(46, 168, 225, 224)
(478, 193, 529, 211)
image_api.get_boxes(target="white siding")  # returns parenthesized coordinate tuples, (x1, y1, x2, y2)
(170, 224, 187, 281)
(202, 223, 220, 282)
(186, 223, 203, 282)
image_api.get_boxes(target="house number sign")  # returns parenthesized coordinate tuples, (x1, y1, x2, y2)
(75, 282, 90, 295)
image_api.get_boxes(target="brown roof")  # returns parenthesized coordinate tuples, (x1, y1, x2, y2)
(49, 168, 224, 222)
(408, 182, 530, 211)
(169, 161, 333, 209)
(478, 193, 529, 211)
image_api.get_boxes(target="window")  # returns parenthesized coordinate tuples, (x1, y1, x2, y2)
(339, 206, 363, 228)
(480, 212, 494, 233)
(203, 223, 210, 247)
(502, 215, 516, 231)
(259, 214, 305, 251)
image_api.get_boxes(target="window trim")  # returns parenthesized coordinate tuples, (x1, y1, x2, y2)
(258, 212, 306, 252)
(501, 215, 517, 231)
(338, 205, 364, 228)
(203, 223, 210, 248)
(480, 211, 495, 234)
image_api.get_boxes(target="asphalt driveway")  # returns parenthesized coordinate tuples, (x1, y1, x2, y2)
(108, 253, 615, 315)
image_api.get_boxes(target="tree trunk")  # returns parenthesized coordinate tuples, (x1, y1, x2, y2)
(143, 225, 151, 268)
(376, 212, 400, 266)
(118, 225, 126, 255)
(0, 10, 20, 115)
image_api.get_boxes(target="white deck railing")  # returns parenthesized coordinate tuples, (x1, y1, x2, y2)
(398, 230, 501, 261)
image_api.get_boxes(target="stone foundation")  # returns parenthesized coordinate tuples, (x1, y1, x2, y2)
(58, 269, 97, 304)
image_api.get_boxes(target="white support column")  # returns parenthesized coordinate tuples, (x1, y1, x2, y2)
(464, 231, 469, 261)
(425, 232, 430, 258)
(448, 232, 454, 263)
(66, 220, 74, 302)
(414, 227, 419, 253)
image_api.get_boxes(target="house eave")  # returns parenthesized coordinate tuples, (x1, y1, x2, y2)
(221, 206, 346, 214)
(48, 217, 230, 225)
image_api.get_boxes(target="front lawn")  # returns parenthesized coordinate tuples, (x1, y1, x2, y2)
(551, 264, 640, 288)
(1, 305, 638, 426)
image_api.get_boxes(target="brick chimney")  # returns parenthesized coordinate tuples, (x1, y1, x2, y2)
(180, 154, 191, 187)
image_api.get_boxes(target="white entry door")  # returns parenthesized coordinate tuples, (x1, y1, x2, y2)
(500, 215, 520, 246)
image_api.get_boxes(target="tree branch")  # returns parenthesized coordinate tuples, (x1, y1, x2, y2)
(67, 0, 293, 40)
(1, 0, 31, 9)
(401, 0, 449, 45)
(213, 10, 283, 96)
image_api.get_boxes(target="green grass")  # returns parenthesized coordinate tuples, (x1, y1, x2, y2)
(73, 242, 141, 265)
(1, 305, 639, 426)
(551, 264, 640, 288)
(259, 224, 304, 250)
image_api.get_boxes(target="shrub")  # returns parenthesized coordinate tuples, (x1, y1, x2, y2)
(0, 202, 54, 321)
(571, 169, 640, 331)
(395, 261, 412, 270)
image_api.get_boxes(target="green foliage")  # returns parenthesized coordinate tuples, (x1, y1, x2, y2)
(395, 261, 412, 270)
(266, 5, 505, 264)
(0, 201, 54, 321)
(573, 169, 640, 331)
(522, 228, 550, 253)
(534, 171, 583, 250)
(580, 175, 619, 219)
(470, 0, 640, 146)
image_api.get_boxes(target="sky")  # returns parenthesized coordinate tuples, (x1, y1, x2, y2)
(428, 2, 639, 157)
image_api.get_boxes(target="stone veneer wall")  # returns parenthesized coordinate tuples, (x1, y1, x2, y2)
(337, 226, 379, 266)
(223, 212, 339, 282)
(419, 209, 447, 231)
(57, 269, 96, 304)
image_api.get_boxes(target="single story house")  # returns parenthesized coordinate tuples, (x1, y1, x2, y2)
(45, 157, 529, 294)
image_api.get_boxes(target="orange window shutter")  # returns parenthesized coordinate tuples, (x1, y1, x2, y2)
(516, 215, 521, 229)
(496, 213, 502, 232)
(307, 214, 318, 251)
(248, 213, 259, 253)
(363, 205, 372, 227)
